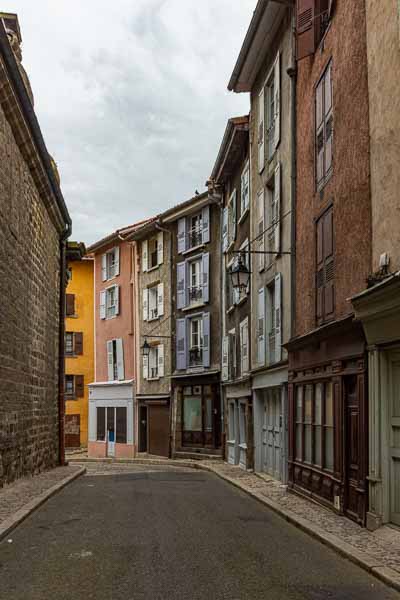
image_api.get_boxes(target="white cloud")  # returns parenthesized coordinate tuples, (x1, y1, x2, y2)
(4, 0, 254, 244)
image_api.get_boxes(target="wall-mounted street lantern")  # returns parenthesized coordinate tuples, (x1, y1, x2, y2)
(141, 339, 151, 358)
(229, 253, 250, 292)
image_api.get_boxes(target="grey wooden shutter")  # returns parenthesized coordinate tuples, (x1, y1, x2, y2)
(75, 332, 83, 355)
(101, 253, 107, 281)
(202, 253, 209, 303)
(258, 88, 265, 172)
(274, 162, 281, 254)
(274, 52, 281, 151)
(157, 231, 164, 265)
(114, 246, 120, 276)
(142, 240, 148, 272)
(107, 340, 114, 381)
(325, 63, 333, 174)
(116, 338, 124, 380)
(66, 294, 75, 316)
(257, 189, 265, 271)
(75, 375, 84, 398)
(202, 312, 210, 368)
(202, 205, 210, 243)
(143, 354, 148, 380)
(114, 285, 120, 315)
(316, 217, 324, 324)
(143, 288, 148, 321)
(232, 190, 237, 241)
(274, 273, 282, 362)
(178, 218, 187, 253)
(177, 261, 187, 309)
(100, 291, 106, 320)
(222, 336, 229, 381)
(222, 207, 228, 252)
(296, 0, 316, 60)
(158, 344, 164, 377)
(257, 288, 265, 365)
(323, 209, 335, 321)
(316, 77, 324, 186)
(176, 318, 187, 370)
(157, 283, 164, 317)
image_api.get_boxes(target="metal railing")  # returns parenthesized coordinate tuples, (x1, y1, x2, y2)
(188, 285, 203, 303)
(189, 347, 203, 367)
(188, 228, 203, 249)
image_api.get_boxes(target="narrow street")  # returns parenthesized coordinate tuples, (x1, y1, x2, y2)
(0, 465, 397, 600)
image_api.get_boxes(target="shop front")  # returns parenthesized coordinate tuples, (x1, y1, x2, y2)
(225, 382, 253, 470)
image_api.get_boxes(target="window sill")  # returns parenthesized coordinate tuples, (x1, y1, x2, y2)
(182, 243, 205, 256)
(227, 305, 235, 315)
(65, 354, 77, 359)
(146, 264, 160, 273)
(104, 274, 119, 284)
(227, 240, 235, 254)
(105, 314, 117, 321)
(147, 377, 160, 381)
(182, 302, 206, 312)
(236, 294, 248, 307)
(65, 396, 77, 401)
(239, 443, 247, 450)
(317, 168, 333, 195)
(66, 314, 79, 319)
(147, 315, 160, 322)
(238, 207, 249, 225)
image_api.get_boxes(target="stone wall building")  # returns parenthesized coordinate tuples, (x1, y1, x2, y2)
(287, 0, 371, 524)
(0, 14, 71, 485)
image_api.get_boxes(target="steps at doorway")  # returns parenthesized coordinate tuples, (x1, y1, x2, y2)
(174, 449, 222, 461)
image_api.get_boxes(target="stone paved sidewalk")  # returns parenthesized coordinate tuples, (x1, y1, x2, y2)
(0, 464, 83, 526)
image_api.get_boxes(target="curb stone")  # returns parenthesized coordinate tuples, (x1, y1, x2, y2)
(0, 466, 86, 542)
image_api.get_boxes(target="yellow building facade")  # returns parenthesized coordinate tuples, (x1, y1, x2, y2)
(65, 243, 94, 448)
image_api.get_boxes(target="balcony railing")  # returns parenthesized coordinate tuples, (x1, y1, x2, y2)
(150, 367, 159, 379)
(149, 307, 158, 319)
(189, 347, 203, 367)
(188, 285, 203, 303)
(188, 228, 203, 249)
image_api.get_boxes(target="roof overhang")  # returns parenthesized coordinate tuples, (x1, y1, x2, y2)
(162, 192, 209, 223)
(87, 219, 153, 253)
(66, 241, 86, 261)
(210, 116, 249, 184)
(228, 0, 290, 93)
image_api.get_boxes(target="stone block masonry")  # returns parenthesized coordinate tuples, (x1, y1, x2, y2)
(0, 99, 61, 486)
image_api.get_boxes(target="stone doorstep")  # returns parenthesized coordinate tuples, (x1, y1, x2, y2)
(0, 466, 86, 543)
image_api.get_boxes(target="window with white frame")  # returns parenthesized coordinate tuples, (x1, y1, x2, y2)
(101, 247, 120, 281)
(106, 285, 118, 319)
(142, 232, 164, 272)
(267, 282, 276, 362)
(189, 213, 203, 249)
(176, 254, 209, 309)
(176, 313, 210, 371)
(240, 163, 250, 218)
(257, 188, 265, 271)
(106, 338, 124, 381)
(240, 318, 249, 376)
(148, 285, 159, 320)
(266, 53, 281, 160)
(189, 317, 203, 367)
(237, 239, 250, 303)
(143, 344, 164, 380)
(143, 283, 164, 321)
(178, 206, 210, 253)
(149, 237, 158, 269)
(266, 273, 282, 365)
(65, 332, 74, 355)
(227, 190, 237, 248)
(229, 330, 237, 380)
(65, 374, 75, 398)
(188, 257, 203, 304)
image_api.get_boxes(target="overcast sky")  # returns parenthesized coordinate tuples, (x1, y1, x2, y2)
(5, 1, 254, 244)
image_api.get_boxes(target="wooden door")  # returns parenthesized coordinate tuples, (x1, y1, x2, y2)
(139, 406, 148, 453)
(390, 355, 400, 526)
(65, 414, 80, 448)
(107, 407, 115, 457)
(273, 391, 282, 481)
(344, 375, 365, 524)
(263, 391, 282, 480)
(148, 405, 170, 458)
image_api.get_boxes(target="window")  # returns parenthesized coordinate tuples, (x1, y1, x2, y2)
(257, 288, 265, 365)
(66, 294, 75, 317)
(266, 163, 281, 261)
(266, 72, 276, 159)
(148, 285, 159, 320)
(229, 331, 237, 380)
(316, 207, 334, 325)
(188, 258, 203, 304)
(142, 232, 164, 271)
(100, 285, 119, 320)
(316, 61, 333, 189)
(189, 317, 203, 367)
(178, 206, 210, 253)
(65, 375, 75, 399)
(101, 247, 120, 281)
(107, 339, 124, 381)
(257, 189, 265, 271)
(237, 240, 250, 303)
(97, 407, 106, 441)
(65, 332, 83, 356)
(259, 52, 280, 167)
(116, 407, 127, 443)
(240, 163, 250, 218)
(143, 283, 164, 321)
(294, 381, 334, 472)
(266, 274, 282, 365)
(258, 88, 265, 172)
(176, 314, 210, 370)
(226, 262, 235, 309)
(296, 0, 333, 61)
(143, 344, 165, 380)
(176, 254, 209, 309)
(227, 190, 237, 248)
(240, 318, 249, 376)
(239, 403, 246, 446)
(267, 282, 276, 363)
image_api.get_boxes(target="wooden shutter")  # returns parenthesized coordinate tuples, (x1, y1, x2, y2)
(66, 294, 75, 316)
(232, 190, 237, 241)
(202, 205, 210, 244)
(258, 88, 265, 172)
(158, 344, 164, 377)
(107, 340, 114, 381)
(143, 288, 149, 321)
(114, 246, 120, 276)
(74, 332, 83, 355)
(101, 253, 107, 281)
(323, 209, 335, 320)
(178, 218, 187, 253)
(202, 312, 210, 368)
(100, 290, 106, 319)
(177, 261, 187, 309)
(257, 288, 265, 365)
(325, 63, 333, 174)
(222, 336, 229, 381)
(257, 189, 265, 271)
(143, 354, 149, 380)
(176, 318, 187, 370)
(157, 283, 164, 317)
(114, 285, 120, 315)
(274, 273, 282, 362)
(157, 231, 164, 265)
(274, 52, 281, 150)
(316, 217, 324, 324)
(75, 375, 84, 398)
(202, 253, 209, 303)
(296, 0, 316, 60)
(316, 77, 324, 186)
(142, 240, 148, 272)
(222, 207, 229, 252)
(274, 163, 281, 254)
(116, 338, 124, 380)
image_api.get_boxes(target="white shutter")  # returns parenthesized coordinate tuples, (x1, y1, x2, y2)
(107, 340, 114, 381)
(101, 254, 107, 281)
(158, 344, 164, 377)
(143, 354, 148, 380)
(258, 87, 265, 172)
(274, 162, 281, 254)
(143, 288, 148, 321)
(116, 338, 124, 380)
(114, 285, 119, 315)
(244, 320, 249, 373)
(142, 240, 148, 272)
(222, 207, 228, 252)
(232, 190, 237, 241)
(157, 231, 164, 265)
(257, 189, 265, 271)
(157, 283, 164, 317)
(257, 288, 265, 365)
(275, 273, 282, 362)
(114, 246, 120, 276)
(222, 336, 229, 381)
(100, 290, 106, 319)
(274, 51, 281, 151)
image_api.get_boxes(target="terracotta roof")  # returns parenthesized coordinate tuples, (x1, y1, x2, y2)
(87, 218, 155, 253)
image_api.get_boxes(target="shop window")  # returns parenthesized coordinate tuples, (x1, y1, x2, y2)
(97, 407, 106, 441)
(116, 407, 127, 443)
(239, 403, 246, 446)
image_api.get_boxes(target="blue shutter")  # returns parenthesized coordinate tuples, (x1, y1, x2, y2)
(202, 205, 210, 243)
(178, 218, 186, 254)
(202, 253, 209, 303)
(202, 312, 210, 368)
(177, 261, 186, 309)
(176, 318, 187, 370)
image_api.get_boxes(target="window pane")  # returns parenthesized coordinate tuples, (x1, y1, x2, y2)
(228, 403, 235, 441)
(325, 382, 333, 426)
(116, 407, 127, 443)
(325, 427, 334, 471)
(315, 384, 323, 425)
(304, 385, 312, 424)
(296, 387, 303, 422)
(183, 397, 202, 431)
(296, 424, 302, 461)
(239, 404, 246, 445)
(107, 407, 114, 441)
(97, 407, 105, 441)
(315, 425, 322, 467)
(205, 397, 212, 433)
(305, 424, 312, 463)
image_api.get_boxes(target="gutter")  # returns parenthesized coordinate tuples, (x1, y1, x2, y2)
(288, 8, 297, 340)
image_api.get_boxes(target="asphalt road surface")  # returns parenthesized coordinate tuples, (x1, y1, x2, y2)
(0, 465, 398, 600)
